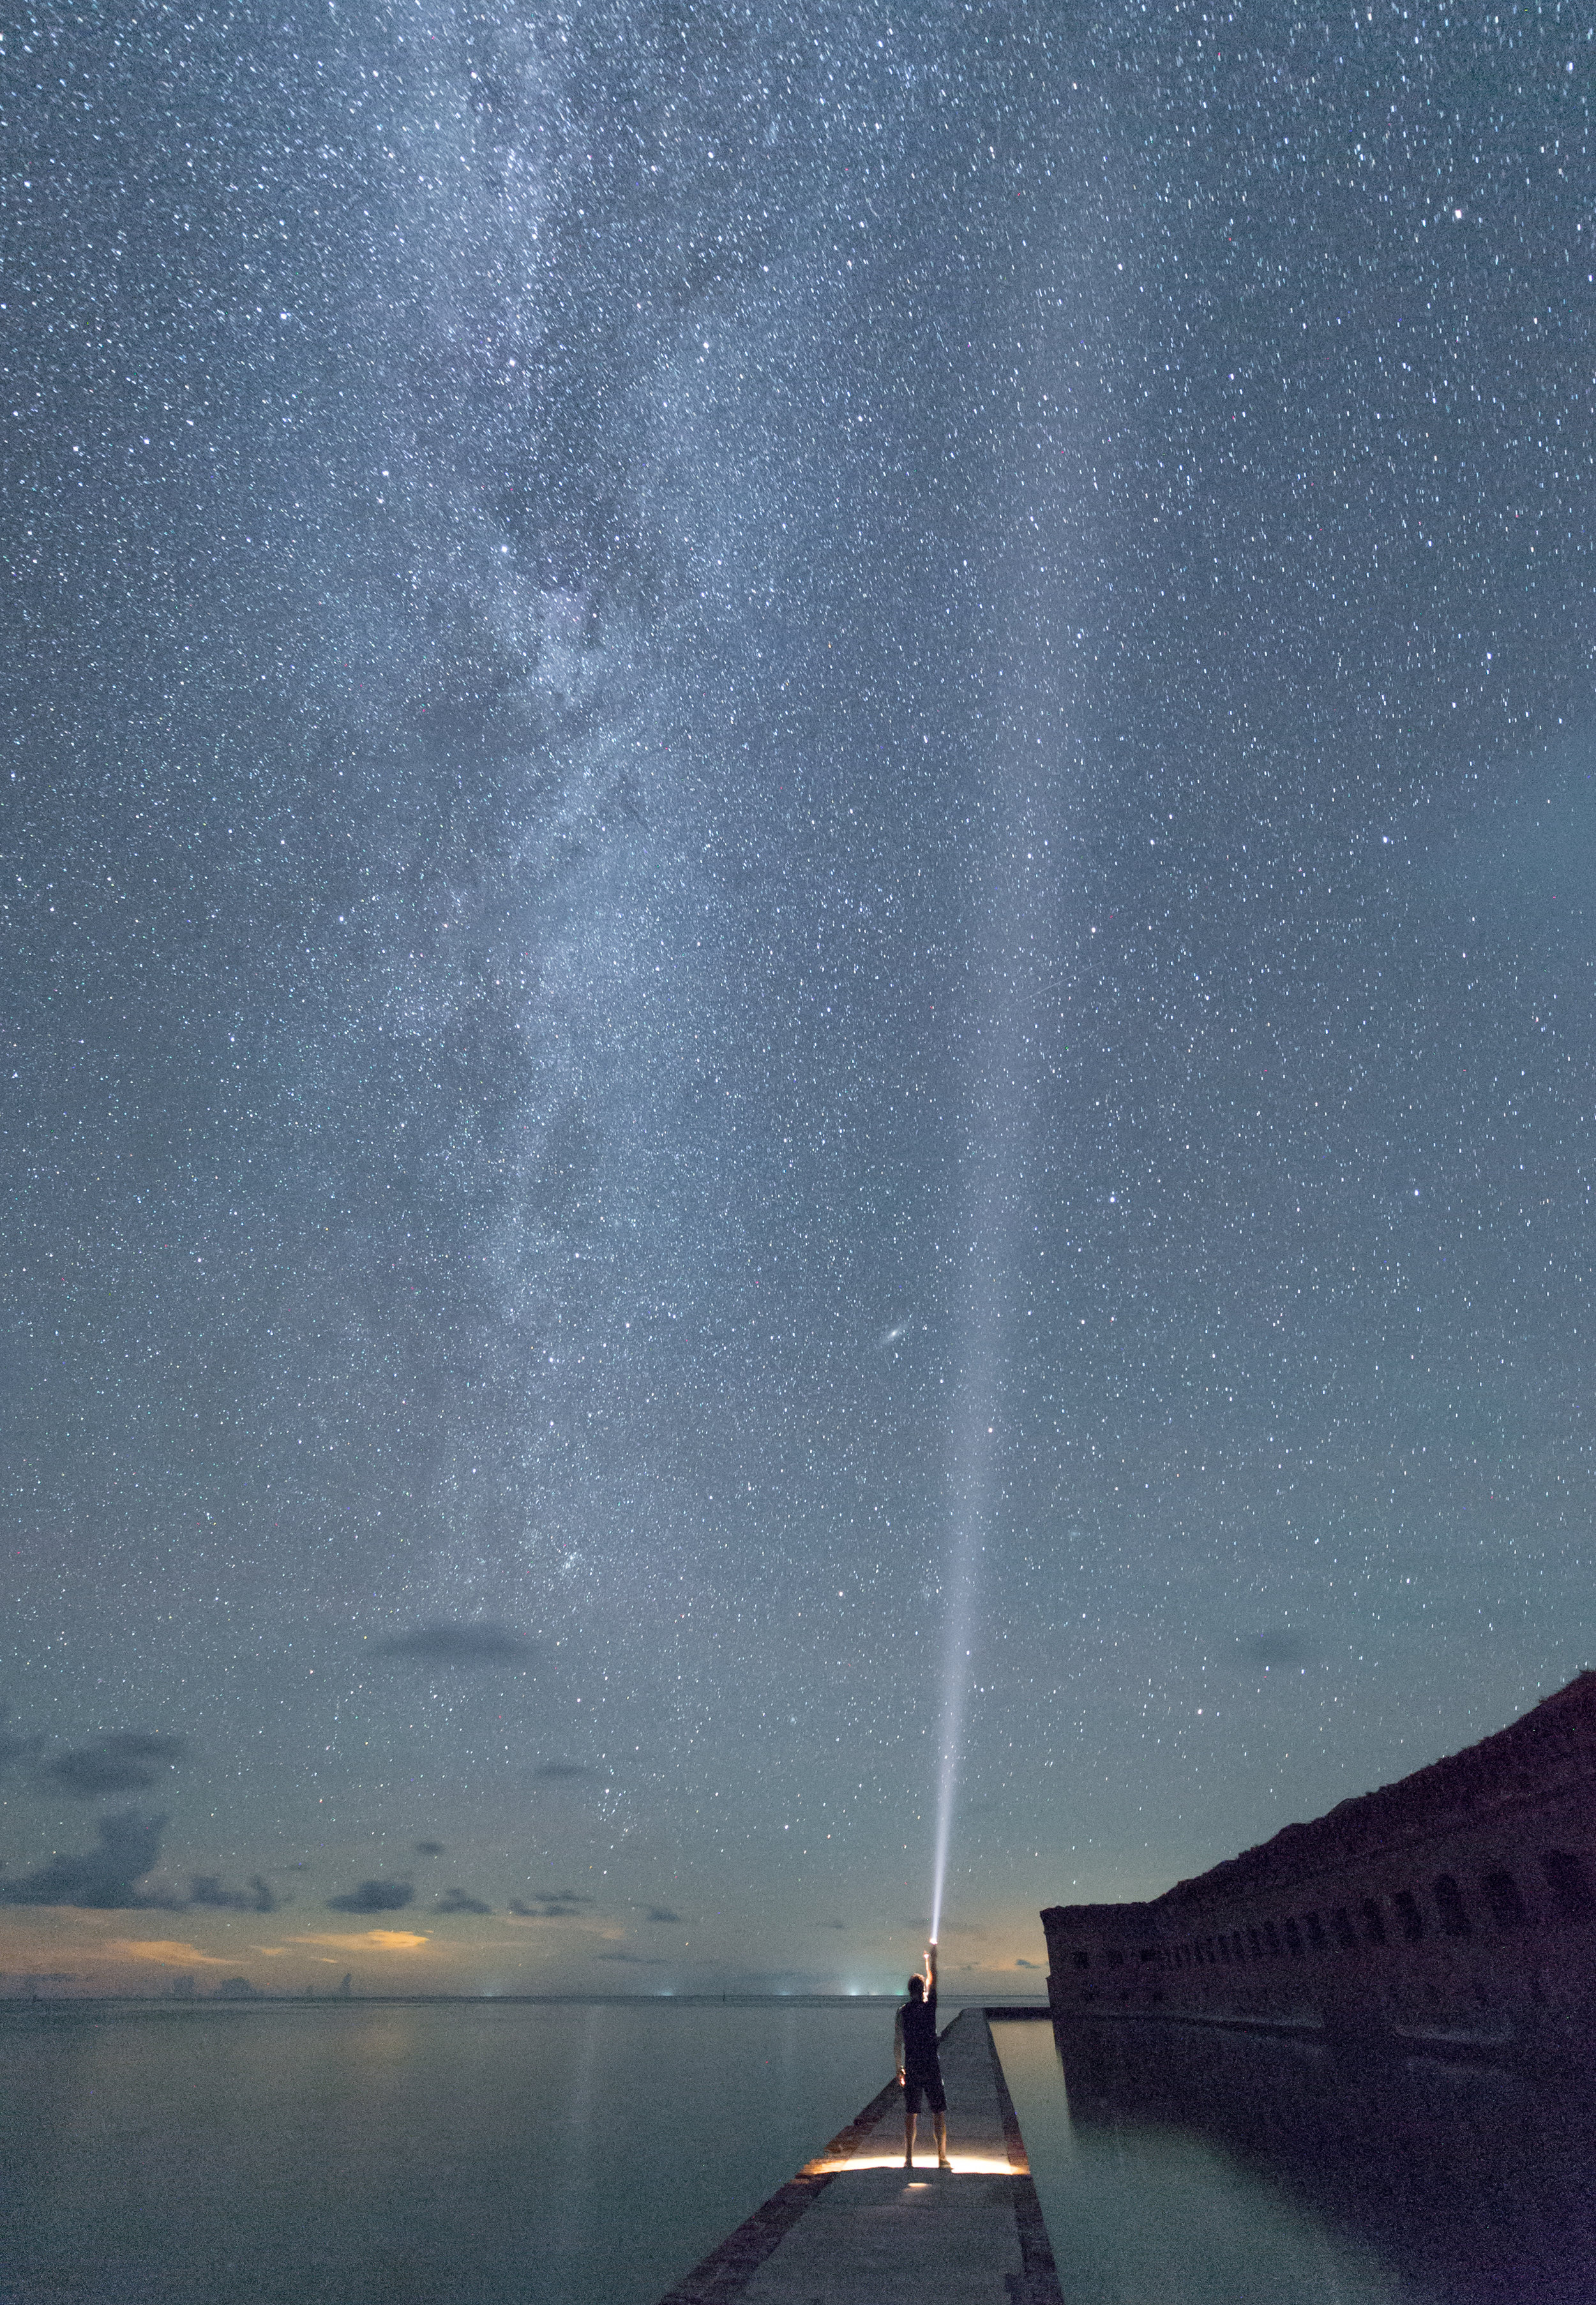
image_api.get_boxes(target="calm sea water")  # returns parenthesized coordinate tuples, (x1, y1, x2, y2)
(0, 2000, 898, 2305)
(4, 2002, 1593, 2305)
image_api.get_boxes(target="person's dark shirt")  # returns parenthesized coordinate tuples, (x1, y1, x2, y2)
(897, 1981, 940, 2075)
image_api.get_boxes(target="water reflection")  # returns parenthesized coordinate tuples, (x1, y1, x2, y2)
(995, 2016, 1596, 2305)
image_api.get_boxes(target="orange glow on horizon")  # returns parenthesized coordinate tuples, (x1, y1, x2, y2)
(110, 1940, 233, 1968)
(285, 1930, 432, 1953)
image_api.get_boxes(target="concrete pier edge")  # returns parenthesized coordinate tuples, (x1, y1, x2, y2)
(653, 2010, 1064, 2305)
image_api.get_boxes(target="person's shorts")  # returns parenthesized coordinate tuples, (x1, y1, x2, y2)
(903, 2067, 946, 2115)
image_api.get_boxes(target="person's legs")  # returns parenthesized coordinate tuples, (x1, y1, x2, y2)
(933, 2108, 949, 2166)
(903, 2097, 916, 2166)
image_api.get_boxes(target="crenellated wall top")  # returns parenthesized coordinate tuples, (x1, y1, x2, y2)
(1150, 1668, 1596, 1913)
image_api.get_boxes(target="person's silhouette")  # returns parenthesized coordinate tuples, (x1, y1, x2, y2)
(894, 1940, 949, 2170)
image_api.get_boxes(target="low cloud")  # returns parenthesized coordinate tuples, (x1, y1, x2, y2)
(326, 1879, 414, 1914)
(414, 1841, 446, 1857)
(0, 1707, 43, 1776)
(45, 1734, 188, 1799)
(1016, 1958, 1042, 1969)
(596, 1949, 665, 1967)
(435, 1887, 492, 1915)
(190, 1874, 278, 1914)
(534, 1762, 601, 1782)
(817, 1919, 847, 1931)
(1247, 1629, 1316, 1667)
(289, 1930, 430, 1953)
(0, 1811, 167, 1908)
(114, 1938, 231, 1969)
(508, 1887, 594, 1919)
(373, 1624, 532, 1667)
(644, 1906, 682, 1925)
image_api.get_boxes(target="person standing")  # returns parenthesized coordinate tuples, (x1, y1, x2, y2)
(894, 1939, 950, 2170)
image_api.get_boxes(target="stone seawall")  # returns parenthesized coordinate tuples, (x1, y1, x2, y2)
(1041, 1670, 1596, 2060)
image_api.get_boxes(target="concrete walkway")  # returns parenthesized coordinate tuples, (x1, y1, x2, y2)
(656, 2010, 1063, 2305)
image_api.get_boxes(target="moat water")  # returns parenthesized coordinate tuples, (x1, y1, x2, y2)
(1, 2002, 1591, 2303)
(995, 2014, 1596, 2305)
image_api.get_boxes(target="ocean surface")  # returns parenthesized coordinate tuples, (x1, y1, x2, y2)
(3, 2002, 1593, 2304)
(0, 2000, 894, 2305)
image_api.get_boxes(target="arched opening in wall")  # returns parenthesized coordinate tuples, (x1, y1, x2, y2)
(1304, 1910, 1326, 1951)
(1434, 1874, 1471, 1937)
(1247, 1925, 1263, 1958)
(1393, 1891, 1425, 1943)
(1482, 1870, 1526, 1928)
(1283, 1918, 1304, 1957)
(1361, 1898, 1387, 1947)
(1541, 1849, 1594, 1920)
(1332, 1905, 1357, 1949)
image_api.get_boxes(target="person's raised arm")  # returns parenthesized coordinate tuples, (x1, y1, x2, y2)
(926, 1941, 938, 2004)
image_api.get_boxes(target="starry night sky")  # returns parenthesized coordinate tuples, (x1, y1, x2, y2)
(4, 2, 1594, 1996)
